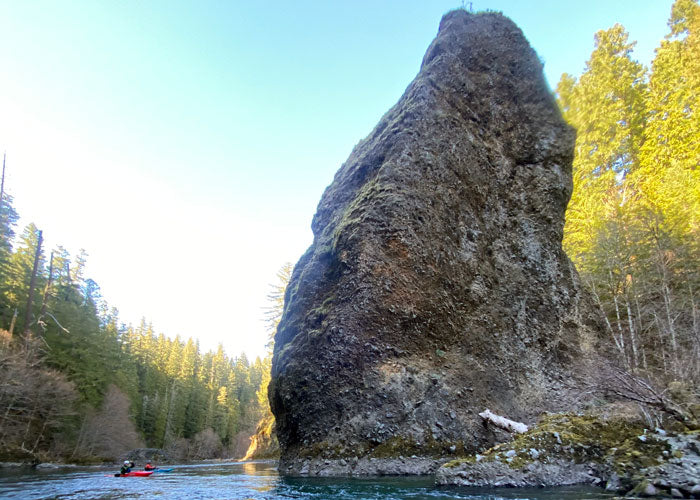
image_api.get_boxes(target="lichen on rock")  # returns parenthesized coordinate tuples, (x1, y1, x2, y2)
(436, 413, 700, 497)
(270, 8, 605, 476)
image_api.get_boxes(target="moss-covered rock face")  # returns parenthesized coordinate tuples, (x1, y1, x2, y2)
(437, 414, 700, 497)
(270, 6, 605, 477)
(242, 413, 280, 460)
(442, 414, 660, 471)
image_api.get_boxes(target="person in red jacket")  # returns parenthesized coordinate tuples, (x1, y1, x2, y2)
(144, 462, 156, 471)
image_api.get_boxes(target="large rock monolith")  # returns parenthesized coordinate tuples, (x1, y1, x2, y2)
(270, 9, 603, 476)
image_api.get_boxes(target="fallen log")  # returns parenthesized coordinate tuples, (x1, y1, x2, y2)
(478, 409, 528, 434)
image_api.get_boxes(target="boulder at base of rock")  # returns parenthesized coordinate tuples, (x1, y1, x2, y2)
(270, 9, 603, 476)
(437, 413, 700, 494)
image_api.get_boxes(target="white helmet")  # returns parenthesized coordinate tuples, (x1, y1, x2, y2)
(124, 460, 130, 465)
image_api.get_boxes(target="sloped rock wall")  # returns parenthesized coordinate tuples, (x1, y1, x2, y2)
(270, 9, 603, 475)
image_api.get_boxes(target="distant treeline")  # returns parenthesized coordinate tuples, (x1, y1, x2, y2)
(555, 0, 699, 391)
(0, 193, 270, 462)
(1, 0, 698, 464)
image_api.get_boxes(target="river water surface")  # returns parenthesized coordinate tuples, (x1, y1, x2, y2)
(0, 460, 615, 499)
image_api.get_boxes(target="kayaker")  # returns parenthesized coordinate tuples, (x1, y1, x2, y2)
(144, 462, 156, 471)
(120, 460, 131, 475)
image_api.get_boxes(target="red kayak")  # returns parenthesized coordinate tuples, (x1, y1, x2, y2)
(114, 471, 153, 477)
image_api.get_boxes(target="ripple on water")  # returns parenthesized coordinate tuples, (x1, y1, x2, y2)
(0, 461, 615, 500)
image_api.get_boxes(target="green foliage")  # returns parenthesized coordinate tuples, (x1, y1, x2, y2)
(556, 24, 647, 262)
(242, 263, 290, 459)
(557, 0, 700, 382)
(3, 224, 46, 334)
(0, 191, 19, 327)
(2, 0, 694, 463)
(0, 208, 271, 461)
(634, 0, 699, 263)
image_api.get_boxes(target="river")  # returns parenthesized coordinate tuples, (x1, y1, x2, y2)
(0, 460, 615, 499)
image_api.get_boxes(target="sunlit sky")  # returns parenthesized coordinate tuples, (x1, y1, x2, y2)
(0, 1, 672, 360)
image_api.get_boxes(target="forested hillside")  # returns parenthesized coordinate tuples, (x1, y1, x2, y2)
(0, 179, 270, 462)
(556, 0, 699, 389)
(0, 0, 698, 466)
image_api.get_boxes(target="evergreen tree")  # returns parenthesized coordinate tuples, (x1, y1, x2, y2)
(628, 0, 700, 379)
(0, 196, 292, 458)
(213, 386, 230, 440)
(0, 155, 16, 263)
(244, 263, 291, 459)
(557, 2, 699, 383)
(556, 25, 647, 264)
(0, 188, 19, 328)
(5, 224, 45, 335)
(102, 309, 139, 405)
(163, 337, 195, 440)
(635, 0, 699, 257)
(43, 251, 110, 406)
(183, 339, 207, 439)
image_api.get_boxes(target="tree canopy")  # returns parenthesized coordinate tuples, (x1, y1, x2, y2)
(556, 0, 699, 382)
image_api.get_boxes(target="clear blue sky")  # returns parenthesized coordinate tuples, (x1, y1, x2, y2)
(0, 1, 673, 360)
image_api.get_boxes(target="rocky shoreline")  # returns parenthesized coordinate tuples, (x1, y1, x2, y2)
(0, 447, 172, 469)
(435, 414, 700, 498)
(277, 413, 699, 498)
(278, 456, 443, 476)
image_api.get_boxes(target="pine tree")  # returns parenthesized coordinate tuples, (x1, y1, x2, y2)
(5, 224, 45, 335)
(244, 263, 291, 459)
(556, 25, 647, 264)
(557, 3, 700, 383)
(164, 337, 196, 440)
(628, 0, 700, 379)
(635, 0, 699, 255)
(42, 251, 111, 406)
(0, 165, 19, 329)
(182, 339, 206, 439)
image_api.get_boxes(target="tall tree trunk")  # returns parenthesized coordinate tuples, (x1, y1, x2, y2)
(625, 294, 639, 371)
(31, 418, 50, 453)
(8, 308, 17, 336)
(634, 293, 648, 371)
(39, 251, 54, 329)
(661, 281, 678, 367)
(654, 313, 669, 375)
(65, 262, 73, 290)
(691, 283, 699, 346)
(611, 284, 629, 369)
(588, 277, 626, 359)
(164, 383, 178, 447)
(23, 230, 43, 340)
(690, 283, 700, 379)
(70, 414, 89, 459)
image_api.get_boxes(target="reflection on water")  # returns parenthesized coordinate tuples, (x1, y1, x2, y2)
(241, 460, 276, 494)
(0, 460, 615, 499)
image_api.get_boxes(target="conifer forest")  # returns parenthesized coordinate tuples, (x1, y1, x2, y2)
(0, 196, 280, 462)
(0, 0, 698, 464)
